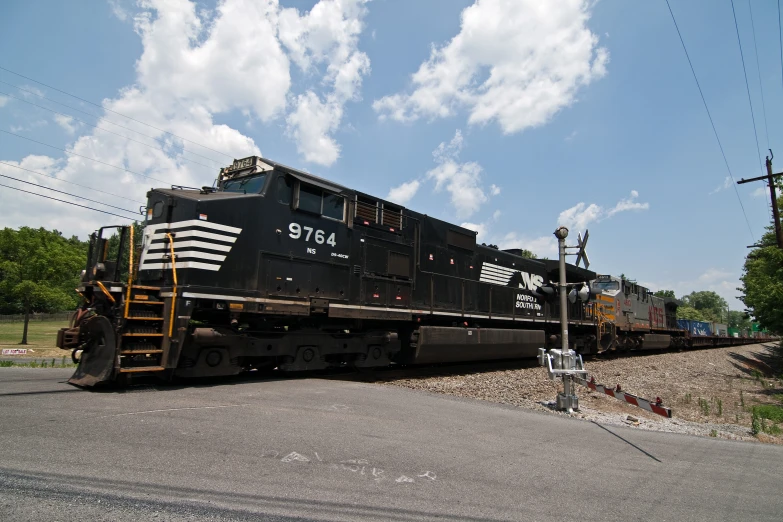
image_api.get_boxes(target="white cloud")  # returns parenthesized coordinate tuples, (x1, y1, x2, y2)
(565, 130, 578, 142)
(54, 114, 78, 135)
(18, 85, 44, 99)
(606, 189, 649, 216)
(286, 92, 342, 165)
(0, 95, 9, 108)
(751, 186, 768, 198)
(131, 0, 370, 166)
(386, 179, 420, 205)
(558, 190, 649, 231)
(9, 119, 47, 133)
(108, 0, 130, 21)
(460, 221, 487, 241)
(708, 176, 732, 195)
(640, 268, 744, 310)
(558, 202, 603, 231)
(0, 0, 371, 236)
(425, 129, 501, 218)
(373, 0, 607, 134)
(461, 212, 557, 259)
(279, 0, 371, 165)
(498, 231, 558, 258)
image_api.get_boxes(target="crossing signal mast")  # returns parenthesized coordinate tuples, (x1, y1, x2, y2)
(537, 226, 591, 413)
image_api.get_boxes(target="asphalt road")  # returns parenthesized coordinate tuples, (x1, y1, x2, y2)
(0, 368, 781, 521)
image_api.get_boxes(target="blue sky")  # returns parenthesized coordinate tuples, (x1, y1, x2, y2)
(0, 0, 780, 310)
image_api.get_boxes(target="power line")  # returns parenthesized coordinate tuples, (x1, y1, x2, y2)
(0, 89, 215, 172)
(664, 0, 755, 241)
(0, 65, 235, 160)
(0, 80, 224, 167)
(747, 1, 773, 223)
(0, 161, 144, 205)
(0, 172, 139, 216)
(748, 1, 770, 151)
(0, 182, 136, 220)
(731, 0, 766, 177)
(0, 129, 169, 185)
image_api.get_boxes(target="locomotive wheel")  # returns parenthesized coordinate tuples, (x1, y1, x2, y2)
(68, 316, 118, 388)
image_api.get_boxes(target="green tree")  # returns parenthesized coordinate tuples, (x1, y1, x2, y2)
(681, 290, 727, 323)
(0, 227, 87, 344)
(654, 289, 676, 298)
(740, 228, 783, 333)
(727, 310, 751, 330)
(677, 305, 705, 321)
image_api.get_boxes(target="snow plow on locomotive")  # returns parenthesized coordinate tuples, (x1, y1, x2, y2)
(56, 156, 770, 387)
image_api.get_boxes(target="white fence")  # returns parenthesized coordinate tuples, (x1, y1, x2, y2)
(0, 312, 72, 323)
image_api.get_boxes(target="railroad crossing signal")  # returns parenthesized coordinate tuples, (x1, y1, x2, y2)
(574, 230, 589, 269)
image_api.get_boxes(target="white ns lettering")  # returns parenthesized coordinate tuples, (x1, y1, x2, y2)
(518, 272, 544, 292)
(288, 222, 337, 247)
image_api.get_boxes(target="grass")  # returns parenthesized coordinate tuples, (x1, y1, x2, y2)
(751, 404, 783, 423)
(0, 357, 75, 369)
(0, 320, 70, 358)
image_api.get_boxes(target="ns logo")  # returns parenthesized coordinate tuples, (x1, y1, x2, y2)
(511, 271, 545, 292)
(480, 262, 545, 293)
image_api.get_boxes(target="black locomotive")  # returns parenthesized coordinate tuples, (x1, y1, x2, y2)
(58, 156, 608, 386)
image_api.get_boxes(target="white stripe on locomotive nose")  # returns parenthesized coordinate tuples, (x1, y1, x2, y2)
(148, 230, 237, 243)
(481, 263, 517, 275)
(480, 270, 513, 281)
(145, 219, 242, 234)
(480, 268, 514, 279)
(479, 274, 510, 285)
(481, 269, 516, 279)
(142, 250, 227, 262)
(142, 261, 222, 271)
(144, 240, 233, 252)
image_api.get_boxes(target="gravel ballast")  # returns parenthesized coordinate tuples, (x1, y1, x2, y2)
(368, 342, 783, 443)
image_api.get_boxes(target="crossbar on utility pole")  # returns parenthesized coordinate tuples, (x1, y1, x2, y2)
(737, 149, 783, 249)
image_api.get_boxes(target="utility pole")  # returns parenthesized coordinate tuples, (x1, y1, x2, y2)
(737, 149, 783, 249)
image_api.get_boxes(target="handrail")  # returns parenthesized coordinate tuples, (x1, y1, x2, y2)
(124, 225, 134, 319)
(166, 232, 177, 339)
(95, 281, 116, 304)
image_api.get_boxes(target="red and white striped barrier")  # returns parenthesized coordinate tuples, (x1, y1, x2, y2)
(573, 376, 672, 418)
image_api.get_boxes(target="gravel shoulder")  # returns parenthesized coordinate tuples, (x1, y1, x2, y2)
(368, 342, 783, 443)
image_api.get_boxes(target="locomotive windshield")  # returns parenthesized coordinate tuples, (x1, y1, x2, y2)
(221, 172, 268, 194)
(592, 280, 620, 291)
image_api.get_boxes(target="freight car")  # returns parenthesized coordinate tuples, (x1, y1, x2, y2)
(589, 275, 773, 350)
(57, 156, 606, 386)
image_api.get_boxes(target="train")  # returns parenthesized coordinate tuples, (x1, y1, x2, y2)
(56, 156, 772, 387)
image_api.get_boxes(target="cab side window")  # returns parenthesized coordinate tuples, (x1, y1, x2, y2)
(277, 176, 292, 204)
(292, 180, 346, 222)
(298, 184, 322, 214)
(323, 193, 345, 220)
